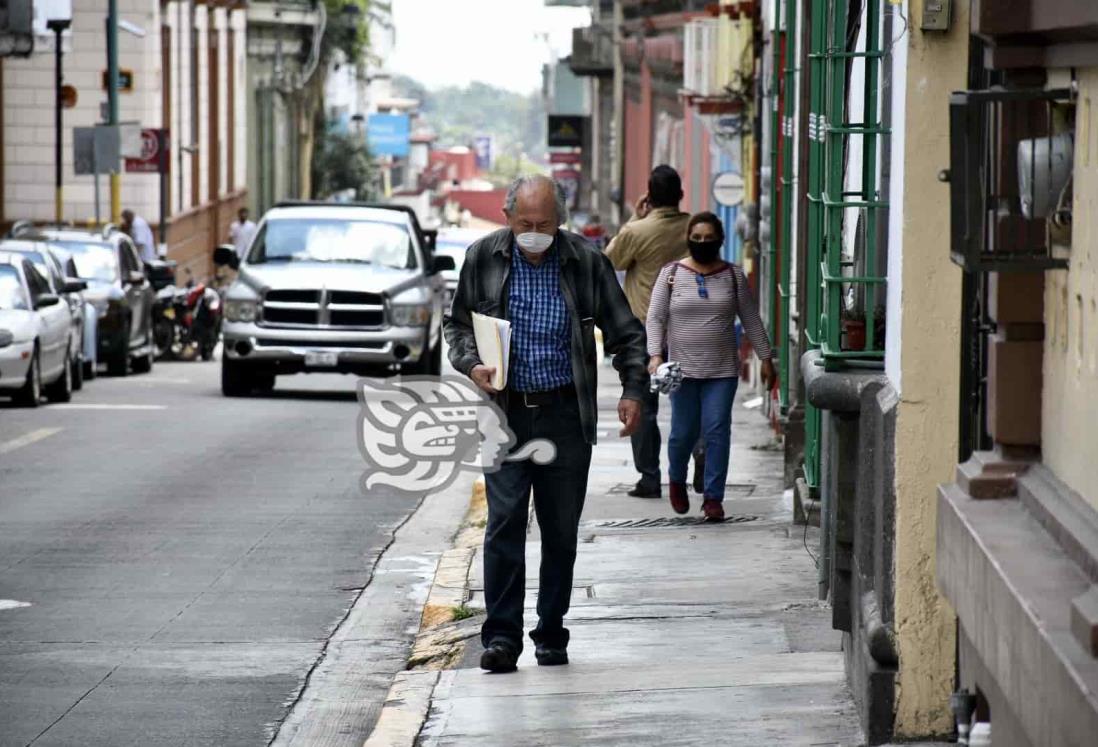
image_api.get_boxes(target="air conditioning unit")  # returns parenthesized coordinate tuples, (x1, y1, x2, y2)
(0, 0, 34, 57)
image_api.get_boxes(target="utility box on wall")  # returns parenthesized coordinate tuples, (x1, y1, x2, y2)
(921, 0, 951, 32)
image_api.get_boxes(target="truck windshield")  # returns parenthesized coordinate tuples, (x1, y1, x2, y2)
(249, 219, 417, 269)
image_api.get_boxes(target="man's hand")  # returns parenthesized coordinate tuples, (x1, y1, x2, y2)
(634, 192, 651, 220)
(761, 359, 777, 391)
(647, 354, 664, 375)
(470, 364, 498, 395)
(618, 398, 642, 437)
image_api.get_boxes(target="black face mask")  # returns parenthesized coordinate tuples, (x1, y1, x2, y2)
(688, 238, 722, 264)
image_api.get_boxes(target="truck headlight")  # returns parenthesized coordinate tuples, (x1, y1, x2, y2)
(225, 299, 258, 322)
(390, 304, 430, 327)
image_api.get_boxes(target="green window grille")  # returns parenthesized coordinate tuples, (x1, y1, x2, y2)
(767, 0, 797, 413)
(801, 0, 890, 489)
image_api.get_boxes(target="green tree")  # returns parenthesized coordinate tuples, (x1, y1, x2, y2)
(312, 132, 375, 201)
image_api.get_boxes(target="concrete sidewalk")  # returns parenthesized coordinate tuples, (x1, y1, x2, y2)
(374, 362, 879, 746)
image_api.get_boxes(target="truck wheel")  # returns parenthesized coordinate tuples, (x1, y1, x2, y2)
(221, 357, 253, 396)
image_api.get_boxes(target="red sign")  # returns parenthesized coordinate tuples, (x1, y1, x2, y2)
(549, 151, 581, 165)
(124, 128, 168, 174)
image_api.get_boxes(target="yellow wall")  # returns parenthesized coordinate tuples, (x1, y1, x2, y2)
(1043, 66, 1098, 509)
(891, 0, 967, 736)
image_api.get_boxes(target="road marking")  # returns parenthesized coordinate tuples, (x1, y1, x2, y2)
(50, 404, 167, 411)
(0, 427, 62, 456)
(0, 600, 32, 611)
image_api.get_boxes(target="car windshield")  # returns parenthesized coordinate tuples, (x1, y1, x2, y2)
(50, 240, 118, 283)
(0, 266, 29, 310)
(249, 218, 417, 269)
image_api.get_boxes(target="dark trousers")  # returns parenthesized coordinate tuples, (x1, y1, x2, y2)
(482, 388, 592, 653)
(630, 387, 662, 490)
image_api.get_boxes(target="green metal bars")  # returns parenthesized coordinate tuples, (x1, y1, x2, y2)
(767, 0, 784, 408)
(801, 0, 890, 488)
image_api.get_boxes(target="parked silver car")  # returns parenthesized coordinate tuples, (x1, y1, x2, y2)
(0, 239, 90, 389)
(220, 202, 454, 395)
(0, 252, 75, 406)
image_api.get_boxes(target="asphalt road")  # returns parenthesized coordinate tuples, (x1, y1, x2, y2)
(0, 360, 423, 746)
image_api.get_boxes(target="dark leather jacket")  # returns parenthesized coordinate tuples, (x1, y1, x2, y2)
(444, 228, 648, 445)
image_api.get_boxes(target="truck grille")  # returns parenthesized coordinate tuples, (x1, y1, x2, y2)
(261, 289, 385, 329)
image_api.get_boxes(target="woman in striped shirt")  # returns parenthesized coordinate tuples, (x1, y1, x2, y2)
(646, 212, 776, 521)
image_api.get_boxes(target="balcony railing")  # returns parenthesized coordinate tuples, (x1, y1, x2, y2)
(569, 24, 614, 76)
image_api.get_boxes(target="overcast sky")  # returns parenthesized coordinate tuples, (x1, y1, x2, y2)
(387, 0, 591, 94)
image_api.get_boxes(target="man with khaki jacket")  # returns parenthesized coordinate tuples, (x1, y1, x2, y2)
(604, 165, 691, 498)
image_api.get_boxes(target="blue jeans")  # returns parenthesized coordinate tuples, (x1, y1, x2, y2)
(667, 377, 739, 501)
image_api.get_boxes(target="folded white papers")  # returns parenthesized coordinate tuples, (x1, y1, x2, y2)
(471, 312, 511, 390)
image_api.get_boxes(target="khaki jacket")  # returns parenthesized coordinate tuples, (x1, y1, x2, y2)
(604, 206, 690, 321)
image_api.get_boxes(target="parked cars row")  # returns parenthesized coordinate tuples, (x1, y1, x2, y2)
(0, 224, 161, 407)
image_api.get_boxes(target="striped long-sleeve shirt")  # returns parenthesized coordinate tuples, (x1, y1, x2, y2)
(646, 261, 773, 379)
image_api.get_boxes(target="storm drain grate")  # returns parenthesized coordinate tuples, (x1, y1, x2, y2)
(593, 515, 759, 529)
(607, 482, 757, 498)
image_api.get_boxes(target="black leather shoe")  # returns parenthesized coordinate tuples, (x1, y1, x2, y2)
(535, 644, 568, 666)
(480, 642, 518, 673)
(627, 483, 661, 498)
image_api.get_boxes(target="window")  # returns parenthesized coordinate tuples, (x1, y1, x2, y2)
(249, 219, 418, 270)
(0, 266, 29, 310)
(118, 240, 138, 275)
(51, 241, 118, 283)
(24, 262, 51, 300)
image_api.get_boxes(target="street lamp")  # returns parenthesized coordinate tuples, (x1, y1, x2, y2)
(45, 2, 72, 224)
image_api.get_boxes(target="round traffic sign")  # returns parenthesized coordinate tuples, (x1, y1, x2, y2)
(712, 171, 745, 207)
(61, 85, 77, 109)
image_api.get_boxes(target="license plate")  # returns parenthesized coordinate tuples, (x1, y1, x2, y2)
(304, 351, 338, 368)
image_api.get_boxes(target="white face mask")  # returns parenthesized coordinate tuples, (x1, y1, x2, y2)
(515, 231, 554, 254)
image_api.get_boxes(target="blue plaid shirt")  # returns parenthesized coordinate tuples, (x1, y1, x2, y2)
(509, 243, 573, 392)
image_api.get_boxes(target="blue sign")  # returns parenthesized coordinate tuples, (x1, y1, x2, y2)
(367, 114, 411, 157)
(473, 135, 493, 171)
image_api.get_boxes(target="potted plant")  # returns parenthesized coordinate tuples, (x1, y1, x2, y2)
(841, 308, 866, 351)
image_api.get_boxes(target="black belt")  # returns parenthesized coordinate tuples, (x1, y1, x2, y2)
(513, 383, 576, 408)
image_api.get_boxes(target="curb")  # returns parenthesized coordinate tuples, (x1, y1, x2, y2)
(361, 671, 439, 747)
(361, 478, 486, 747)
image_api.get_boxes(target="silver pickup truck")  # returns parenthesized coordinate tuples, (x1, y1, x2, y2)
(220, 202, 454, 396)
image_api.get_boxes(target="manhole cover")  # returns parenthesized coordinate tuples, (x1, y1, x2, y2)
(607, 482, 756, 498)
(593, 515, 759, 529)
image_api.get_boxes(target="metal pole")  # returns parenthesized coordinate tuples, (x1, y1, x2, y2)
(53, 24, 63, 223)
(107, 0, 120, 223)
(93, 144, 101, 224)
(159, 130, 167, 245)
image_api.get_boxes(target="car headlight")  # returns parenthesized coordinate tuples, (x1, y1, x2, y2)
(389, 304, 430, 327)
(225, 299, 258, 322)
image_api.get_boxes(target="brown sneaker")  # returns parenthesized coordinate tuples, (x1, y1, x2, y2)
(702, 499, 725, 522)
(669, 482, 689, 515)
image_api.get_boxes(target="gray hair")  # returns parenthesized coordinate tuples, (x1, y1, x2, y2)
(503, 175, 569, 225)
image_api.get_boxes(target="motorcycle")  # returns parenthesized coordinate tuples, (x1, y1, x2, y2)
(153, 270, 224, 362)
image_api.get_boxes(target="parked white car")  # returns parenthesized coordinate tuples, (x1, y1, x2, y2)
(0, 252, 74, 406)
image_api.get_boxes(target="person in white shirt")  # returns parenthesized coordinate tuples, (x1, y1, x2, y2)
(229, 208, 257, 261)
(121, 209, 157, 263)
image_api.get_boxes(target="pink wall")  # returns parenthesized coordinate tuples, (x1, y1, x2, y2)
(448, 189, 508, 224)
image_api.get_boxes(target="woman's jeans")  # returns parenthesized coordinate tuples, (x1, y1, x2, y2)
(668, 377, 739, 501)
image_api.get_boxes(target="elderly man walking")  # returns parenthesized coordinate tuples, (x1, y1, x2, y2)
(445, 175, 648, 672)
(604, 165, 691, 498)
